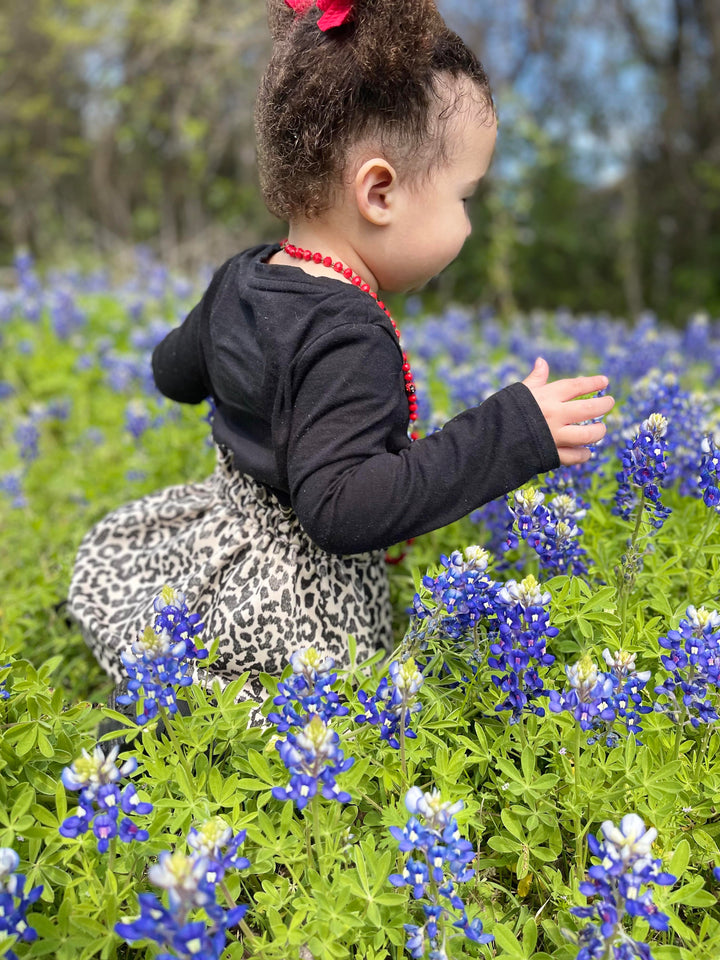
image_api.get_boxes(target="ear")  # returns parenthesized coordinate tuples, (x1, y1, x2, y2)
(353, 158, 397, 226)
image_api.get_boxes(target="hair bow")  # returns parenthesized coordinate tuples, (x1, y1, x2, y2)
(285, 0, 354, 32)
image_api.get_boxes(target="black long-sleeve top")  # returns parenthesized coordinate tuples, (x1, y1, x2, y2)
(152, 243, 560, 555)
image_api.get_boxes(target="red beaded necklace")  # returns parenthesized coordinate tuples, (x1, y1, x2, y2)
(279, 240, 419, 428)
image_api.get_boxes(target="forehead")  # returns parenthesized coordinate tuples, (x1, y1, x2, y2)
(446, 108, 497, 178)
(438, 77, 497, 175)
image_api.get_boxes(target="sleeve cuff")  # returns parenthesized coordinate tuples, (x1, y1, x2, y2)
(504, 381, 560, 473)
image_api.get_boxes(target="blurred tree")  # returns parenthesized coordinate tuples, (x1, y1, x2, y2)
(0, 0, 276, 271)
(0, 0, 718, 322)
(448, 0, 720, 320)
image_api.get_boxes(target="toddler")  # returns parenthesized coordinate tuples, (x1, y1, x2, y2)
(68, 0, 614, 704)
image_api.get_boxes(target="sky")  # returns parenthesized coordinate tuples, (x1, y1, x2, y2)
(438, 0, 670, 186)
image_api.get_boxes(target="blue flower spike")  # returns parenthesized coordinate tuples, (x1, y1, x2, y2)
(614, 413, 672, 530)
(116, 847, 248, 960)
(489, 573, 557, 723)
(59, 745, 152, 853)
(268, 647, 347, 732)
(698, 434, 720, 512)
(0, 846, 43, 960)
(118, 624, 194, 725)
(390, 787, 493, 957)
(153, 585, 206, 659)
(654, 605, 720, 728)
(272, 714, 354, 809)
(187, 817, 250, 883)
(356, 657, 424, 748)
(567, 813, 675, 959)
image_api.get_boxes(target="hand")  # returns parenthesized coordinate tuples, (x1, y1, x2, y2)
(522, 357, 615, 466)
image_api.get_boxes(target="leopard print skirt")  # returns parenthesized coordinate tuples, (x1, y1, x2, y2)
(68, 445, 393, 702)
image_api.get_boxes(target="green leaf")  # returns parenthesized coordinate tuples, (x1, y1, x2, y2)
(55, 779, 67, 824)
(10, 783, 35, 822)
(521, 746, 535, 782)
(15, 724, 38, 757)
(667, 876, 716, 906)
(490, 923, 524, 957)
(487, 835, 521, 854)
(246, 749, 275, 785)
(522, 916, 538, 956)
(668, 838, 690, 879)
(501, 808, 524, 841)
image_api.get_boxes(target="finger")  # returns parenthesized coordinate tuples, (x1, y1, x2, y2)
(522, 356, 549, 388)
(557, 445, 593, 466)
(555, 422, 607, 447)
(560, 394, 615, 423)
(553, 375, 610, 402)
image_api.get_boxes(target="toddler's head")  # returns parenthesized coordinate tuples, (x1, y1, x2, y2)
(256, 0, 497, 291)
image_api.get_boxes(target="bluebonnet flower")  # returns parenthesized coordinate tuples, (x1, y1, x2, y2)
(411, 546, 499, 643)
(614, 414, 672, 530)
(0, 847, 43, 960)
(654, 606, 720, 728)
(506, 488, 548, 551)
(389, 787, 493, 958)
(116, 848, 247, 960)
(14, 417, 40, 463)
(0, 471, 28, 510)
(566, 814, 675, 959)
(118, 625, 194, 725)
(50, 287, 86, 339)
(507, 486, 590, 575)
(548, 655, 618, 739)
(602, 649, 652, 744)
(268, 648, 348, 733)
(489, 575, 557, 722)
(698, 435, 719, 512)
(153, 586, 206, 660)
(355, 658, 424, 748)
(539, 493, 589, 576)
(272, 715, 354, 809)
(187, 817, 250, 884)
(613, 370, 709, 495)
(59, 745, 153, 853)
(116, 586, 205, 724)
(125, 399, 162, 441)
(0, 664, 10, 700)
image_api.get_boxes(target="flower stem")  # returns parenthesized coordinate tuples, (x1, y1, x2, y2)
(159, 706, 195, 791)
(574, 723, 582, 808)
(694, 725, 712, 780)
(673, 720, 683, 762)
(220, 880, 255, 941)
(617, 492, 646, 646)
(399, 720, 407, 793)
(574, 723, 584, 883)
(105, 837, 116, 879)
(312, 794, 323, 867)
(518, 714, 528, 751)
(304, 815, 315, 874)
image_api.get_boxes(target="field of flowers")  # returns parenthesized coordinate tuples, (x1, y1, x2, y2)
(1, 251, 720, 960)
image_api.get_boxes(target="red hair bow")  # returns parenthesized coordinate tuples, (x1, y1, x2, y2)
(285, 0, 354, 31)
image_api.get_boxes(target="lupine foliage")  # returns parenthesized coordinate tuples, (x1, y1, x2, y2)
(1, 255, 720, 958)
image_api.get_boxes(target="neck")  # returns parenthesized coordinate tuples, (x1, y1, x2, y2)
(281, 226, 380, 292)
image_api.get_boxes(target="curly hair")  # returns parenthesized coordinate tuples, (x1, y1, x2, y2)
(255, 0, 494, 220)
